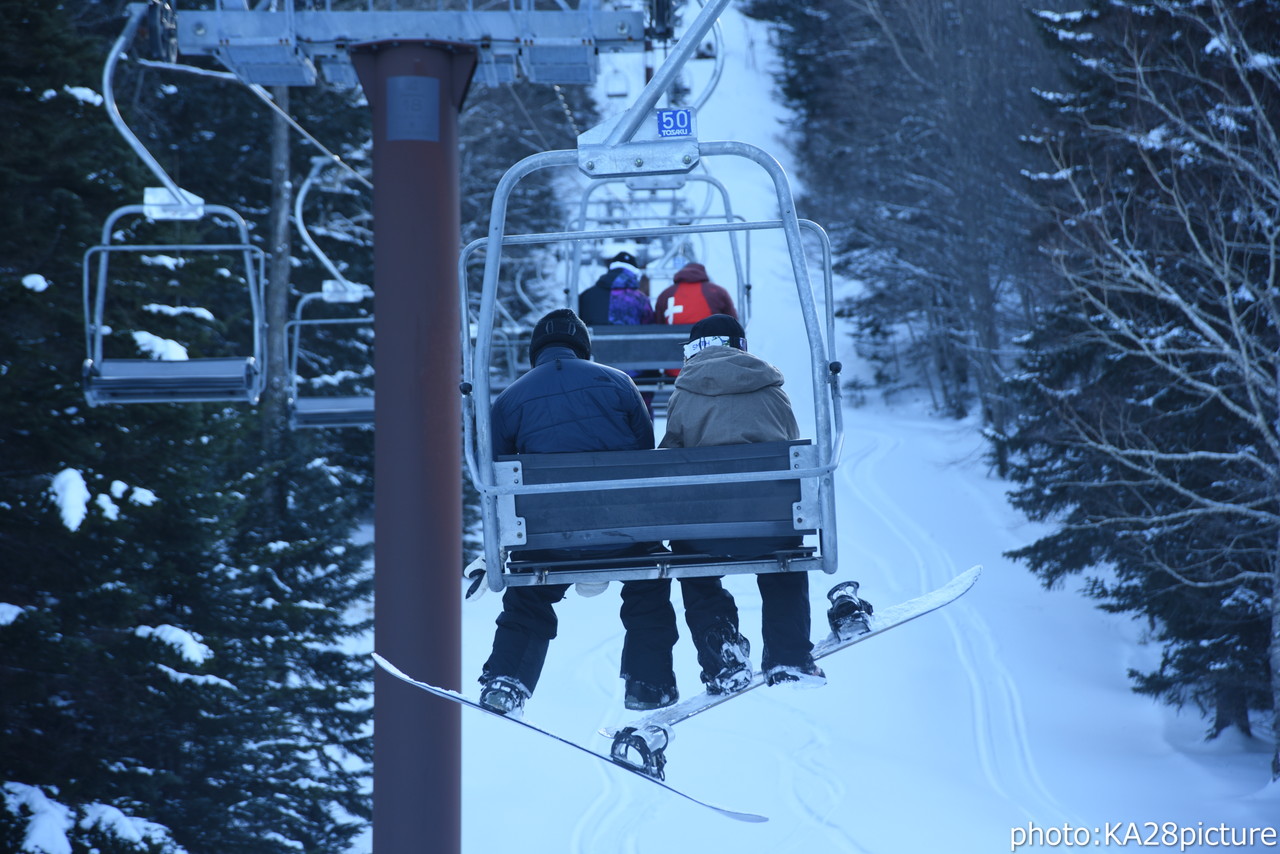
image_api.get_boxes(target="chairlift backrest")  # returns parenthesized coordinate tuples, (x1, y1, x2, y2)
(495, 440, 828, 588)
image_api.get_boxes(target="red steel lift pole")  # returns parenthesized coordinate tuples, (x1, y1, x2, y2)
(352, 41, 477, 854)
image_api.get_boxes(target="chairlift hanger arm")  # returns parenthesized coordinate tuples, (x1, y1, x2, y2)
(104, 4, 192, 210)
(132, 59, 371, 192)
(600, 0, 733, 147)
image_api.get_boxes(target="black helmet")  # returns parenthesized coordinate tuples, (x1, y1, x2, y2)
(529, 308, 591, 364)
(604, 251, 640, 268)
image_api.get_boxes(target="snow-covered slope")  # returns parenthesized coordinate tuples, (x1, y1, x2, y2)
(456, 7, 1277, 853)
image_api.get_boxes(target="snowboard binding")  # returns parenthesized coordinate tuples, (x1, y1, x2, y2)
(826, 581, 874, 640)
(609, 724, 671, 781)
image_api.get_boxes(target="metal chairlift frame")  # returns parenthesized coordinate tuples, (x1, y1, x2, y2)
(463, 201, 843, 592)
(463, 257, 544, 393)
(82, 205, 268, 406)
(82, 2, 270, 407)
(285, 157, 377, 428)
(460, 0, 843, 593)
(285, 288, 374, 429)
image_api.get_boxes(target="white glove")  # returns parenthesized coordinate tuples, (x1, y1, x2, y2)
(462, 556, 487, 601)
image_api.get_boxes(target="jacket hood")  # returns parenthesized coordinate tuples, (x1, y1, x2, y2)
(673, 262, 710, 284)
(674, 346, 785, 396)
(603, 267, 640, 290)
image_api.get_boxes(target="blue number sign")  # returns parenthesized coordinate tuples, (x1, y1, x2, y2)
(656, 108, 693, 138)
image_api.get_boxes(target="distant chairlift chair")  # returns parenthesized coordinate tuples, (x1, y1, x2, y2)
(286, 285, 374, 429)
(82, 203, 267, 406)
(564, 175, 752, 415)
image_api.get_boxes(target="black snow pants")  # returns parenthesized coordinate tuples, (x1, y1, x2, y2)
(673, 536, 814, 674)
(480, 547, 677, 696)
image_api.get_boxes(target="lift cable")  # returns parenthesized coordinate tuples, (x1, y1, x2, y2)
(135, 58, 372, 191)
(503, 82, 555, 153)
(552, 84, 583, 138)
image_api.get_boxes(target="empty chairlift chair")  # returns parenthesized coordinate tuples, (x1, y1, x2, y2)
(286, 286, 375, 429)
(82, 204, 267, 406)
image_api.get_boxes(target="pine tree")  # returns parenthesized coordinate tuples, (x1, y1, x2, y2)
(3, 4, 611, 850)
(742, 0, 1057, 432)
(2, 2, 374, 849)
(1003, 0, 1280, 772)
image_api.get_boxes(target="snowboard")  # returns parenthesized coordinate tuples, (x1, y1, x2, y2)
(601, 565, 982, 773)
(371, 652, 770, 823)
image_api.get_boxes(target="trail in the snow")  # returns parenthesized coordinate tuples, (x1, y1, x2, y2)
(839, 419, 1073, 827)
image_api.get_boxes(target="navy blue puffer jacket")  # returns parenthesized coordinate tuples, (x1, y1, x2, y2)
(491, 345, 654, 456)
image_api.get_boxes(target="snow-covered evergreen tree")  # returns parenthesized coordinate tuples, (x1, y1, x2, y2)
(1003, 0, 1280, 775)
(742, 0, 1059, 435)
(1, 3, 373, 850)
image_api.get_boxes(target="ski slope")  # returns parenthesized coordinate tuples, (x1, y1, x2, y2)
(449, 7, 1277, 853)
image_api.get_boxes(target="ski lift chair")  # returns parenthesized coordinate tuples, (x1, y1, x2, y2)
(82, 204, 267, 406)
(286, 285, 374, 429)
(464, 135, 843, 593)
(84, 7, 271, 407)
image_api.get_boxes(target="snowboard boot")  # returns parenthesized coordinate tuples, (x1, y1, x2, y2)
(624, 678, 679, 711)
(700, 629, 753, 696)
(826, 580, 874, 640)
(765, 657, 827, 688)
(479, 675, 530, 719)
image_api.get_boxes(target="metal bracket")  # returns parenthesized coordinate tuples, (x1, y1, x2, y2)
(142, 186, 204, 221)
(493, 461, 527, 548)
(791, 443, 822, 531)
(578, 108, 699, 178)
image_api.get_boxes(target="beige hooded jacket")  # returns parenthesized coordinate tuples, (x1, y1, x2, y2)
(658, 345, 799, 449)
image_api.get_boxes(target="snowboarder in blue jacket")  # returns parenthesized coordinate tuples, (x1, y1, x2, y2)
(478, 308, 681, 717)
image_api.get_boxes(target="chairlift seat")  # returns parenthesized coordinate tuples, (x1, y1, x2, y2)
(285, 294, 374, 430)
(589, 324, 692, 373)
(290, 395, 375, 429)
(84, 357, 260, 405)
(507, 547, 818, 586)
(494, 439, 830, 587)
(82, 204, 267, 408)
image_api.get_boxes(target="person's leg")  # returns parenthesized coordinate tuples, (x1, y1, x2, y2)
(758, 572, 824, 686)
(757, 572, 813, 671)
(480, 583, 569, 698)
(619, 578, 678, 708)
(678, 576, 751, 692)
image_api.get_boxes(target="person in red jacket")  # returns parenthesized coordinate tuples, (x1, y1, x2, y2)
(655, 262, 737, 325)
(654, 262, 738, 376)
